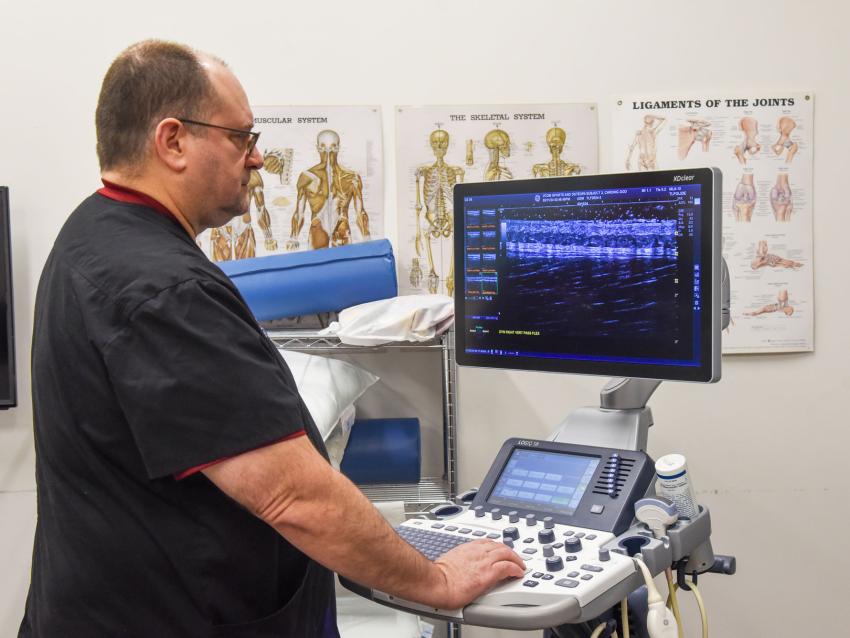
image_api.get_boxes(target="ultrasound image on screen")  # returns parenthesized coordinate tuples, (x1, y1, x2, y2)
(462, 185, 701, 367)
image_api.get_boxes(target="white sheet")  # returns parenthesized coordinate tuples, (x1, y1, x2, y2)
(321, 295, 454, 346)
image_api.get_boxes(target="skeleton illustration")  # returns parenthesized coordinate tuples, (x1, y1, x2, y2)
(532, 127, 580, 177)
(677, 118, 712, 160)
(209, 168, 276, 260)
(483, 129, 513, 181)
(465, 139, 474, 166)
(732, 173, 757, 222)
(626, 114, 665, 171)
(745, 288, 794, 317)
(410, 129, 464, 295)
(772, 116, 798, 162)
(734, 117, 761, 165)
(288, 130, 370, 250)
(750, 241, 803, 270)
(770, 172, 793, 221)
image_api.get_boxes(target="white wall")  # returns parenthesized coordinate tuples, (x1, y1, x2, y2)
(1, 0, 848, 635)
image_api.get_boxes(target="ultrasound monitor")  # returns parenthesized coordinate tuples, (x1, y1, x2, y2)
(453, 168, 721, 383)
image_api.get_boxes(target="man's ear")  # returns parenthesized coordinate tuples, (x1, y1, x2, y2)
(153, 118, 189, 172)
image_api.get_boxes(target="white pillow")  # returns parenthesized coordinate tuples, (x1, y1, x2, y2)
(277, 349, 378, 441)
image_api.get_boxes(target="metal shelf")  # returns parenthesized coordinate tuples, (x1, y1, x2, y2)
(357, 477, 450, 505)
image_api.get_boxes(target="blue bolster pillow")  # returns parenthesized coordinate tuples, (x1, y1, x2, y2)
(217, 239, 398, 321)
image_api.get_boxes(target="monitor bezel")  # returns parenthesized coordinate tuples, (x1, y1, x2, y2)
(453, 168, 721, 383)
(0, 187, 16, 409)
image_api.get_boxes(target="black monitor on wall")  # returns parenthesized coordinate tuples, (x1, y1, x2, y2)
(0, 188, 16, 408)
(453, 168, 722, 383)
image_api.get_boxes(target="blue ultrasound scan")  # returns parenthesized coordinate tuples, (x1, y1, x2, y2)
(462, 184, 702, 365)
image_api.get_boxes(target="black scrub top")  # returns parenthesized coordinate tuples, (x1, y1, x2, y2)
(20, 192, 339, 637)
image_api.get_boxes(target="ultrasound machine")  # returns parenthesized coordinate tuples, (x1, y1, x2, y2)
(342, 168, 736, 637)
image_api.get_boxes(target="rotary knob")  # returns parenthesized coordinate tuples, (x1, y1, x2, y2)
(542, 516, 555, 529)
(545, 556, 564, 572)
(473, 505, 485, 518)
(490, 508, 503, 521)
(599, 548, 611, 562)
(508, 510, 520, 523)
(503, 526, 520, 541)
(503, 539, 514, 549)
(525, 514, 537, 527)
(542, 544, 554, 557)
(538, 529, 555, 544)
(564, 537, 583, 553)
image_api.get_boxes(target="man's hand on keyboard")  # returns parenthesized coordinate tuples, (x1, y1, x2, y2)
(432, 540, 526, 609)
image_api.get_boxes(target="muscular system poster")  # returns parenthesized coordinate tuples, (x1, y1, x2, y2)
(611, 92, 814, 354)
(395, 103, 598, 296)
(197, 105, 383, 261)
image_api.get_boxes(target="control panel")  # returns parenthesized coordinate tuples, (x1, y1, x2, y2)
(342, 438, 656, 630)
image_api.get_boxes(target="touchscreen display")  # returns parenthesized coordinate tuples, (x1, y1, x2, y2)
(488, 448, 599, 516)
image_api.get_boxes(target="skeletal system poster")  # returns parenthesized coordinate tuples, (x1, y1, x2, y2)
(197, 105, 383, 261)
(395, 104, 598, 296)
(611, 92, 814, 353)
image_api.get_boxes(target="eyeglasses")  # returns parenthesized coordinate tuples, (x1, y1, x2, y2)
(176, 118, 260, 155)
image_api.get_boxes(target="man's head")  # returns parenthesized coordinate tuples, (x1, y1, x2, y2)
(96, 40, 262, 234)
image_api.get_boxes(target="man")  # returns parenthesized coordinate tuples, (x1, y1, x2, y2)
(21, 40, 524, 637)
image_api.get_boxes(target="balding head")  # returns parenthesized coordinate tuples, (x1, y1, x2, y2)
(95, 40, 224, 172)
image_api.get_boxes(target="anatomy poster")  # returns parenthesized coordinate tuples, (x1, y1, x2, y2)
(197, 105, 383, 261)
(611, 92, 814, 354)
(395, 103, 598, 296)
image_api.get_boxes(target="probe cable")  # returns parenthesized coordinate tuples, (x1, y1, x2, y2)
(664, 568, 685, 637)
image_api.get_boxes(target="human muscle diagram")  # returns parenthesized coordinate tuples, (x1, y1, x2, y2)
(396, 103, 598, 296)
(612, 92, 814, 353)
(197, 105, 383, 260)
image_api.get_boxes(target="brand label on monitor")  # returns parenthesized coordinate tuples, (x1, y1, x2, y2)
(673, 174, 695, 182)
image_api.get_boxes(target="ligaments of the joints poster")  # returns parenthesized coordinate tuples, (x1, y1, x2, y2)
(197, 105, 383, 261)
(395, 103, 598, 296)
(612, 92, 814, 354)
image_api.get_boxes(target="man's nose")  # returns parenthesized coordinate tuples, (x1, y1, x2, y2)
(246, 145, 263, 169)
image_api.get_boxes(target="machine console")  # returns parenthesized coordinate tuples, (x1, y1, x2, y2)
(342, 438, 655, 630)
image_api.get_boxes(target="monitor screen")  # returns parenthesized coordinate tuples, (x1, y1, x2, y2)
(0, 188, 16, 408)
(487, 447, 600, 516)
(454, 168, 721, 382)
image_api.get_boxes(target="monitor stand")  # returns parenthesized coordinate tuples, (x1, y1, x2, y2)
(549, 378, 661, 451)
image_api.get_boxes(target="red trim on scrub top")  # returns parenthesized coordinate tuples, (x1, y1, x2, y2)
(97, 179, 177, 221)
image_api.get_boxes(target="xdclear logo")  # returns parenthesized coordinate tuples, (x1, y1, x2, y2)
(516, 440, 540, 447)
(673, 174, 695, 182)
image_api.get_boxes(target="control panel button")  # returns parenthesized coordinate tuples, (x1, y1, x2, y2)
(486, 533, 500, 540)
(574, 532, 585, 539)
(472, 530, 486, 537)
(545, 556, 564, 572)
(542, 516, 555, 529)
(445, 526, 458, 531)
(590, 504, 605, 515)
(564, 537, 583, 553)
(567, 571, 580, 578)
(523, 538, 534, 543)
(503, 527, 520, 541)
(503, 539, 514, 548)
(473, 506, 485, 518)
(563, 530, 575, 537)
(553, 542, 564, 549)
(598, 548, 610, 562)
(542, 544, 554, 557)
(586, 534, 597, 541)
(525, 514, 537, 527)
(458, 528, 472, 534)
(522, 548, 538, 555)
(508, 510, 519, 523)
(555, 578, 579, 588)
(565, 555, 577, 562)
(581, 564, 604, 572)
(532, 571, 544, 578)
(541, 574, 554, 581)
(490, 508, 502, 521)
(431, 523, 445, 529)
(522, 580, 539, 588)
(581, 574, 594, 581)
(538, 529, 555, 544)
